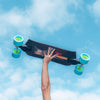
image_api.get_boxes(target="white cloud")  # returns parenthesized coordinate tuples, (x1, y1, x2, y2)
(0, 88, 18, 100)
(28, 0, 76, 31)
(0, 94, 8, 100)
(79, 93, 100, 100)
(96, 88, 100, 94)
(88, 0, 100, 21)
(75, 72, 97, 89)
(33, 88, 42, 96)
(0, 60, 9, 69)
(20, 96, 42, 100)
(92, 0, 100, 17)
(10, 72, 22, 83)
(19, 72, 41, 91)
(4, 88, 18, 98)
(0, 48, 10, 69)
(20, 96, 34, 100)
(0, 0, 82, 36)
(77, 76, 95, 88)
(0, 8, 33, 37)
(20, 89, 100, 100)
(1, 88, 100, 100)
(52, 89, 100, 100)
(0, 71, 42, 99)
(51, 90, 78, 100)
(24, 57, 42, 72)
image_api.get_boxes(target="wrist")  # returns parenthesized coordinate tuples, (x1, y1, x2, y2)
(43, 60, 49, 65)
(43, 62, 48, 65)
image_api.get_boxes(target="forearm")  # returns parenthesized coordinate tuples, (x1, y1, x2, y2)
(41, 48, 56, 100)
(41, 62, 50, 90)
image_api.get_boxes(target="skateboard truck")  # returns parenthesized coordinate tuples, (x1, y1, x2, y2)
(12, 35, 24, 58)
(74, 53, 90, 75)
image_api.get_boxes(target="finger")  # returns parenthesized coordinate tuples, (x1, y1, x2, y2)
(50, 48, 55, 56)
(51, 54, 58, 59)
(43, 51, 46, 56)
(47, 47, 51, 55)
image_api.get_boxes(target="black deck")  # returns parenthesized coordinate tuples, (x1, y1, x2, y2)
(20, 39, 80, 65)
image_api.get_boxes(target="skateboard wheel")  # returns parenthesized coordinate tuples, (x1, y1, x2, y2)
(12, 48, 21, 58)
(74, 64, 84, 75)
(13, 35, 24, 46)
(79, 53, 90, 64)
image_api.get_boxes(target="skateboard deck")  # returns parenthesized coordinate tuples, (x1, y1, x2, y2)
(20, 39, 80, 65)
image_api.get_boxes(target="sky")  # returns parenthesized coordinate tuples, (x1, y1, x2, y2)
(0, 0, 100, 100)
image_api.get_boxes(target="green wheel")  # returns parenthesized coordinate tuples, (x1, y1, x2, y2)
(12, 48, 21, 58)
(74, 64, 84, 75)
(79, 53, 90, 64)
(13, 35, 24, 46)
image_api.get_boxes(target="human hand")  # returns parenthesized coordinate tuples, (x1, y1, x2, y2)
(43, 47, 57, 64)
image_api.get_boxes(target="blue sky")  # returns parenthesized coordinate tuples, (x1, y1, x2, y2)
(0, 0, 100, 100)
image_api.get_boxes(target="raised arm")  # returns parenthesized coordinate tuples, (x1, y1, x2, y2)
(41, 48, 56, 100)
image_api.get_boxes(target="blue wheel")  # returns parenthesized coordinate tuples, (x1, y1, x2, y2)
(12, 48, 21, 58)
(79, 53, 90, 64)
(13, 35, 24, 46)
(74, 64, 84, 75)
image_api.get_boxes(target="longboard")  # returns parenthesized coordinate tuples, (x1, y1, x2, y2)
(20, 39, 80, 65)
(12, 35, 90, 75)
